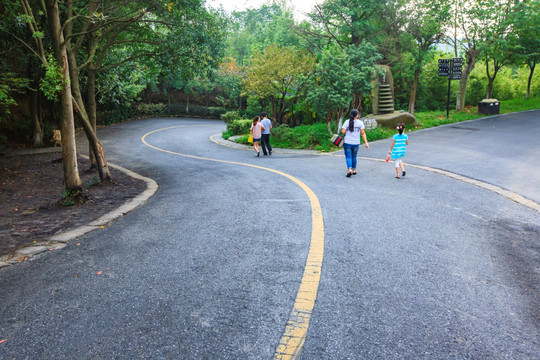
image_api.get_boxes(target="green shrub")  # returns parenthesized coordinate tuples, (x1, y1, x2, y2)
(136, 103, 167, 117)
(365, 127, 395, 142)
(208, 107, 228, 119)
(227, 119, 252, 135)
(221, 111, 240, 123)
(222, 130, 234, 139)
(271, 123, 335, 151)
(97, 105, 137, 125)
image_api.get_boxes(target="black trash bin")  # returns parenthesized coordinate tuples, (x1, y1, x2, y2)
(478, 100, 500, 115)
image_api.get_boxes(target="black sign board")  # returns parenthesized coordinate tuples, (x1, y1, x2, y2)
(438, 58, 464, 118)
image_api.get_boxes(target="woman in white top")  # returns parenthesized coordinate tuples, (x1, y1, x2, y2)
(340, 109, 369, 177)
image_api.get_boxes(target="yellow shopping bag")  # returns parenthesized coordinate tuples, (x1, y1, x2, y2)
(248, 134, 253, 143)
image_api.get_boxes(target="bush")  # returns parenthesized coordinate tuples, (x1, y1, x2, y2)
(222, 130, 234, 139)
(137, 103, 167, 117)
(227, 119, 252, 135)
(271, 123, 334, 151)
(208, 107, 228, 119)
(167, 104, 227, 119)
(97, 105, 137, 125)
(221, 111, 240, 123)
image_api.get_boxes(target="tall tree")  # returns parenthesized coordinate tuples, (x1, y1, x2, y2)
(308, 0, 389, 48)
(479, 0, 518, 99)
(45, 0, 81, 189)
(452, 0, 516, 109)
(510, 0, 539, 100)
(306, 45, 354, 134)
(243, 44, 315, 124)
(399, 0, 451, 115)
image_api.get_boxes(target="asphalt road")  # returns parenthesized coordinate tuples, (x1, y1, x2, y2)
(1, 111, 539, 359)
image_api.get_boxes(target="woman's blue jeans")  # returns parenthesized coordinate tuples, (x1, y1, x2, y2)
(343, 143, 359, 169)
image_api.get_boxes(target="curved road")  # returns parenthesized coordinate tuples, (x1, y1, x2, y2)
(1, 111, 539, 359)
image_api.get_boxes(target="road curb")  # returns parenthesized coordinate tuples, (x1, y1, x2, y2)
(0, 158, 158, 270)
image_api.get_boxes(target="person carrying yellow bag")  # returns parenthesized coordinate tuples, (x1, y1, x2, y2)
(249, 116, 265, 157)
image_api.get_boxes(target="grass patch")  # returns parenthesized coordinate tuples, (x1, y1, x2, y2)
(500, 97, 540, 114)
(222, 130, 234, 140)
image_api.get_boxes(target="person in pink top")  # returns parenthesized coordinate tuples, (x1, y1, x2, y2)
(250, 116, 265, 157)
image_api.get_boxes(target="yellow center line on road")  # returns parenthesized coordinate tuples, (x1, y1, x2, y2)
(141, 126, 324, 359)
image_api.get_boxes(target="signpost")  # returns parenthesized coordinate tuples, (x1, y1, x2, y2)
(439, 58, 463, 118)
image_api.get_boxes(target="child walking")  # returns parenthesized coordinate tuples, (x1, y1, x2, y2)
(388, 123, 409, 179)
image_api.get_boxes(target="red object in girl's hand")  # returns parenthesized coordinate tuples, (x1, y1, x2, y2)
(385, 155, 390, 162)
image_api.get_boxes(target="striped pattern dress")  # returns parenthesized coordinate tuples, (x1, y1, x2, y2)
(391, 133, 408, 159)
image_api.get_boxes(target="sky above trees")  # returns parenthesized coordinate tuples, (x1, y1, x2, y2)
(209, 0, 321, 19)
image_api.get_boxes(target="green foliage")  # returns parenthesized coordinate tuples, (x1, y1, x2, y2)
(226, 4, 300, 66)
(226, 119, 252, 135)
(0, 70, 29, 123)
(213, 59, 243, 108)
(245, 95, 265, 118)
(40, 54, 65, 101)
(96, 56, 147, 106)
(86, 177, 102, 189)
(221, 111, 240, 123)
(500, 96, 540, 113)
(243, 44, 316, 124)
(222, 130, 234, 140)
(59, 189, 76, 206)
(167, 104, 226, 119)
(364, 127, 395, 142)
(137, 103, 167, 117)
(97, 105, 137, 125)
(306, 45, 354, 128)
(306, 42, 381, 132)
(236, 123, 335, 151)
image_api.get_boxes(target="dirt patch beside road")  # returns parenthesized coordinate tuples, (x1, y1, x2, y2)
(0, 151, 146, 259)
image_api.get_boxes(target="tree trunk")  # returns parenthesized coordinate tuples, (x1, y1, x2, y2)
(67, 44, 111, 180)
(167, 87, 172, 115)
(326, 111, 334, 135)
(278, 93, 286, 126)
(31, 88, 44, 147)
(456, 48, 481, 111)
(485, 59, 500, 100)
(527, 61, 535, 100)
(186, 92, 190, 114)
(408, 71, 420, 115)
(87, 67, 98, 168)
(46, 0, 81, 190)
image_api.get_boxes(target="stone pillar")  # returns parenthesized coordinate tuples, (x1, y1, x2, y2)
(371, 65, 395, 115)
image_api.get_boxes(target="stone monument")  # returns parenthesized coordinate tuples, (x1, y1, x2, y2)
(365, 65, 419, 128)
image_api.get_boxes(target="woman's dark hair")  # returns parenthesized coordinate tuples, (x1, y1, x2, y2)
(253, 116, 260, 125)
(397, 122, 405, 135)
(349, 109, 359, 132)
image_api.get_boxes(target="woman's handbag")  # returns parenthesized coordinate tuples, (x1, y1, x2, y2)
(330, 134, 343, 147)
(248, 134, 253, 144)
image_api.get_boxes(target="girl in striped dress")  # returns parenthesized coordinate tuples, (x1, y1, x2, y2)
(388, 123, 409, 179)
